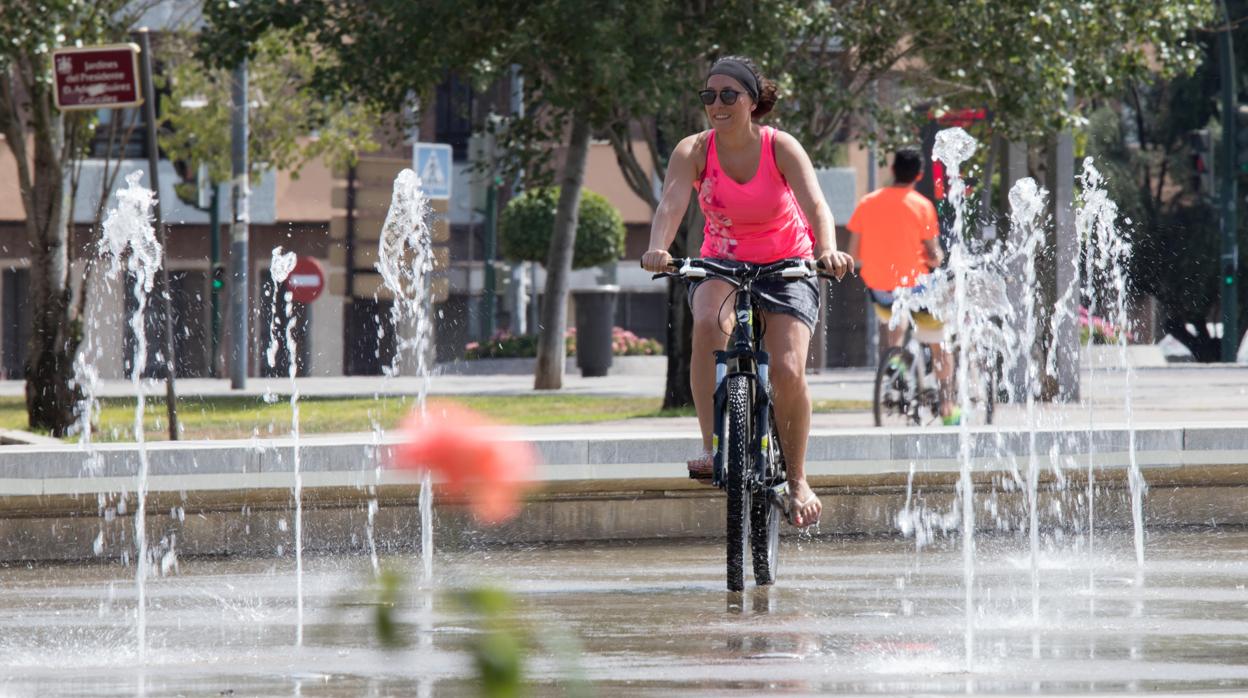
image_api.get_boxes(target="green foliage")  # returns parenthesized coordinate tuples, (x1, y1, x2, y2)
(196, 0, 1216, 175)
(159, 29, 381, 186)
(452, 588, 524, 698)
(371, 568, 405, 649)
(902, 1, 1214, 142)
(499, 188, 623, 268)
(1077, 0, 1248, 359)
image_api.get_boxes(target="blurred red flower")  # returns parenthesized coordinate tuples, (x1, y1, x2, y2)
(391, 402, 538, 524)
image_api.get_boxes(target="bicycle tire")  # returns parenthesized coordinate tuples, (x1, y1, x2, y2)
(874, 347, 923, 427)
(724, 374, 752, 592)
(750, 417, 783, 585)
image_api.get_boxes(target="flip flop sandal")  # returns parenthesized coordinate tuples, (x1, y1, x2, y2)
(783, 490, 821, 529)
(686, 452, 714, 482)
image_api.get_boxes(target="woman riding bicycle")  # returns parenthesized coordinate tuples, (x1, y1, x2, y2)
(640, 56, 852, 529)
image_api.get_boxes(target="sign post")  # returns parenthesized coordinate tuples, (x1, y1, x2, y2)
(136, 28, 180, 440)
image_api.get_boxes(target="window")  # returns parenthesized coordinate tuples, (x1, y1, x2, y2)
(435, 74, 475, 161)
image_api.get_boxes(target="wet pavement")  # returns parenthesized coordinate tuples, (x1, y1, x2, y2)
(3, 529, 1248, 696)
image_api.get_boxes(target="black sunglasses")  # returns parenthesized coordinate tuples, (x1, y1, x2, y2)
(699, 88, 744, 106)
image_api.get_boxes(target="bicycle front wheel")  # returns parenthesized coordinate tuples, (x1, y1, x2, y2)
(724, 374, 752, 592)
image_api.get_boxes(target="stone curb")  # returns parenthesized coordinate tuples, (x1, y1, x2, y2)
(0, 424, 1245, 561)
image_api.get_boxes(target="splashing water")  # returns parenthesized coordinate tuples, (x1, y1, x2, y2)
(1008, 177, 1049, 624)
(266, 247, 297, 370)
(932, 127, 981, 671)
(375, 169, 435, 581)
(267, 246, 304, 645)
(892, 129, 1142, 670)
(72, 338, 103, 476)
(99, 170, 162, 660)
(1075, 159, 1144, 568)
(932, 128, 978, 173)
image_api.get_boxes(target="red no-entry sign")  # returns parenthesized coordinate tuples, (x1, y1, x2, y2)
(284, 256, 326, 304)
(51, 44, 142, 111)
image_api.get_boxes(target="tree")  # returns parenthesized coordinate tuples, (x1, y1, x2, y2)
(499, 187, 625, 270)
(160, 28, 380, 189)
(1086, 1, 1248, 361)
(200, 0, 665, 390)
(0, 0, 159, 435)
(199, 0, 1215, 396)
(597, 0, 1214, 405)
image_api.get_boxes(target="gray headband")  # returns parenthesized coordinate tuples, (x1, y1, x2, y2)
(707, 60, 760, 102)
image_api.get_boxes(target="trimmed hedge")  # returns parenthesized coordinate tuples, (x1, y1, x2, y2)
(499, 187, 625, 269)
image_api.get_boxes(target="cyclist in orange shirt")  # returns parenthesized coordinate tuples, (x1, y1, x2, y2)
(847, 148, 959, 424)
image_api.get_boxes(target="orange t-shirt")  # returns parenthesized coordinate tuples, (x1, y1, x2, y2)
(846, 186, 939, 291)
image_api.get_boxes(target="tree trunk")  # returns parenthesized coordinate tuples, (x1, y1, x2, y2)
(6, 67, 82, 434)
(662, 220, 692, 409)
(661, 202, 704, 409)
(534, 111, 592, 389)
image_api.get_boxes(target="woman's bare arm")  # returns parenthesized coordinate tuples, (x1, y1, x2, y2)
(642, 133, 702, 271)
(774, 130, 852, 278)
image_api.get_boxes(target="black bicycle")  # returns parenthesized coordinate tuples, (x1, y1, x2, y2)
(653, 257, 836, 591)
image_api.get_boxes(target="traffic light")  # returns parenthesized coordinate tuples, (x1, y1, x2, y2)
(1189, 129, 1215, 198)
(212, 264, 225, 291)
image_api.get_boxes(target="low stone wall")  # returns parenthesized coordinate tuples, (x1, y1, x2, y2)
(0, 425, 1245, 561)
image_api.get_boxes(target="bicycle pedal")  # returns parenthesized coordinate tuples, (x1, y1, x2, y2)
(768, 482, 789, 509)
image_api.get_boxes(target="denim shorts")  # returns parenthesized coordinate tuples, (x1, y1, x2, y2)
(686, 260, 821, 332)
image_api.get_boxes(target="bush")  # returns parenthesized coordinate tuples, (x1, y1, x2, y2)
(465, 328, 662, 359)
(499, 187, 625, 269)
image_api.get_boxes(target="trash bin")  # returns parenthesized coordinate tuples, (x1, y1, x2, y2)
(572, 285, 619, 377)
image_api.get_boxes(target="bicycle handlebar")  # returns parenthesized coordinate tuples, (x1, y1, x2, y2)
(645, 257, 839, 283)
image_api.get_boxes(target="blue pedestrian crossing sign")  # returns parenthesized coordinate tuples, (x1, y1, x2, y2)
(414, 143, 453, 200)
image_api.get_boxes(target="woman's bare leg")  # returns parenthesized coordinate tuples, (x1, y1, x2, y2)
(690, 280, 735, 453)
(761, 312, 821, 527)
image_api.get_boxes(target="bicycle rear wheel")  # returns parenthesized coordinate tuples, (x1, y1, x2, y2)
(724, 374, 752, 592)
(873, 347, 926, 427)
(750, 416, 784, 585)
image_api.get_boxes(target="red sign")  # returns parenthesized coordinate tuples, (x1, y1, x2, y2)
(284, 256, 326, 304)
(932, 107, 988, 128)
(51, 44, 142, 111)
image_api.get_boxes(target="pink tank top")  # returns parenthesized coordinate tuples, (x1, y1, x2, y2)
(694, 126, 814, 263)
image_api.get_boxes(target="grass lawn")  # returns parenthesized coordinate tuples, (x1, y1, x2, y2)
(0, 394, 869, 442)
